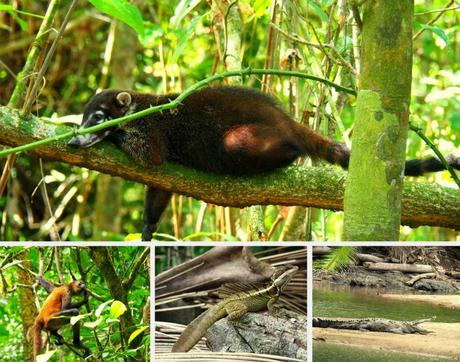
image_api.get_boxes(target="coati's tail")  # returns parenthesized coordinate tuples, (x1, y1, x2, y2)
(33, 322, 43, 361)
(298, 126, 460, 176)
(297, 126, 350, 169)
(404, 154, 460, 176)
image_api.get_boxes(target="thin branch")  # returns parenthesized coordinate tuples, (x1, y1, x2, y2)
(22, 0, 80, 116)
(123, 247, 149, 290)
(415, 6, 459, 15)
(413, 0, 455, 40)
(409, 122, 460, 188)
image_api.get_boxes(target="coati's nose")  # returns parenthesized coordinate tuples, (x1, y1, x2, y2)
(67, 136, 83, 148)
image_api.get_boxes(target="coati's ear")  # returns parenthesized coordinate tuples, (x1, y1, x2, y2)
(116, 91, 132, 107)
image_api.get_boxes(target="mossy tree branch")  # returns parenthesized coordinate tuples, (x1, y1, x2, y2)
(0, 106, 458, 231)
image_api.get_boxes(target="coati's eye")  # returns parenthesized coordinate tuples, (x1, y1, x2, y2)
(93, 111, 105, 121)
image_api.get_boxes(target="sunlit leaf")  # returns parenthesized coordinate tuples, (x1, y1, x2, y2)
(170, 0, 201, 27)
(70, 313, 88, 325)
(88, 0, 144, 36)
(95, 299, 114, 317)
(37, 350, 56, 362)
(128, 326, 149, 344)
(85, 317, 103, 329)
(110, 300, 127, 318)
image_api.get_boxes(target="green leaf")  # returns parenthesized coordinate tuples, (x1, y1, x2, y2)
(88, 0, 144, 36)
(0, 4, 44, 18)
(70, 313, 89, 325)
(450, 112, 460, 130)
(309, 3, 328, 22)
(171, 14, 206, 63)
(420, 24, 449, 46)
(95, 299, 114, 317)
(170, 0, 202, 27)
(248, 0, 271, 21)
(85, 317, 103, 329)
(0, 5, 28, 31)
(37, 350, 56, 362)
(128, 326, 149, 344)
(110, 300, 127, 318)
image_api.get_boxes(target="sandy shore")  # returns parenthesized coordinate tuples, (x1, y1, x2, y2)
(380, 294, 460, 309)
(314, 322, 460, 360)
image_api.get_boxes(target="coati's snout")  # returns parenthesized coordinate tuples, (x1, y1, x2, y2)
(68, 90, 134, 148)
(68, 132, 110, 148)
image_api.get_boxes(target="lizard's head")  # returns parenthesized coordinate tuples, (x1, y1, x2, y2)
(271, 265, 298, 292)
(69, 280, 86, 294)
(68, 90, 136, 148)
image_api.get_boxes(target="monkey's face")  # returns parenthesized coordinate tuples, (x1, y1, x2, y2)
(68, 90, 135, 148)
(70, 280, 86, 294)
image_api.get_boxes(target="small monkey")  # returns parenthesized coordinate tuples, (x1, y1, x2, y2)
(33, 280, 91, 360)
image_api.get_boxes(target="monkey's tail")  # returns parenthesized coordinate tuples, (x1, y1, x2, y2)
(33, 321, 43, 361)
(298, 126, 460, 177)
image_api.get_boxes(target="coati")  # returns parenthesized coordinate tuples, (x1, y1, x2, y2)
(33, 280, 91, 360)
(68, 87, 460, 240)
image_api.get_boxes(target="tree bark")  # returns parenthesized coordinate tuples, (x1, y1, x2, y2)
(0, 106, 459, 232)
(343, 1, 414, 240)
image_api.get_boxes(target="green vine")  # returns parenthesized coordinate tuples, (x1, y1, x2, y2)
(409, 122, 460, 188)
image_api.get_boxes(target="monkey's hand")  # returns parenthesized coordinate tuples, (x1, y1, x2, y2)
(82, 290, 89, 303)
(54, 335, 64, 345)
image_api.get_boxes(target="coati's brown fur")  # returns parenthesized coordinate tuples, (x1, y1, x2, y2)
(68, 87, 460, 240)
(33, 280, 90, 360)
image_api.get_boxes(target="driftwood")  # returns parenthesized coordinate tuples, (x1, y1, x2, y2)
(312, 247, 332, 256)
(356, 253, 386, 263)
(155, 247, 274, 298)
(207, 310, 307, 359)
(313, 317, 433, 334)
(447, 271, 460, 279)
(363, 262, 434, 274)
(405, 272, 437, 286)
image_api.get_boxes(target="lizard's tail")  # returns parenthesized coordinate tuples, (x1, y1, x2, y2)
(172, 307, 227, 352)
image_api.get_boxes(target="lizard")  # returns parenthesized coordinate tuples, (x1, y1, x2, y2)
(171, 265, 299, 352)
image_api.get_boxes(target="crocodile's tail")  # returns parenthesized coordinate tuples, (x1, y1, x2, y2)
(172, 306, 227, 352)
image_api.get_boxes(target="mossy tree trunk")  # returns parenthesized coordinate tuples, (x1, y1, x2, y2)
(93, 20, 137, 239)
(343, 1, 414, 240)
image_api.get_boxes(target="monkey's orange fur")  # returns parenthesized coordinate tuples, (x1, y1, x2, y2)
(33, 281, 84, 361)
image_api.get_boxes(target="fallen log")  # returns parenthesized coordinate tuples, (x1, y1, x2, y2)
(312, 247, 332, 256)
(363, 262, 435, 273)
(405, 272, 437, 286)
(313, 317, 434, 334)
(356, 253, 386, 263)
(447, 271, 460, 279)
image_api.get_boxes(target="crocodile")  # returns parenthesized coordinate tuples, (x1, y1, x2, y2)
(171, 265, 299, 352)
(313, 317, 434, 334)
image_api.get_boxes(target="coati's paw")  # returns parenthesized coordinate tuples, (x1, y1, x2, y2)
(141, 225, 154, 241)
